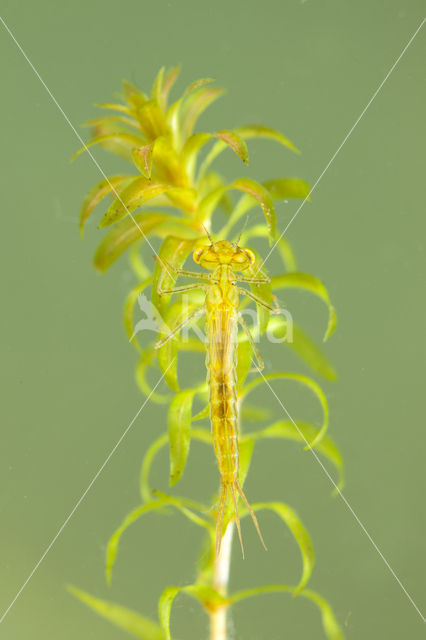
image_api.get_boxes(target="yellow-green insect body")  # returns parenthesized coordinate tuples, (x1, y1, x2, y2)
(157, 239, 275, 556)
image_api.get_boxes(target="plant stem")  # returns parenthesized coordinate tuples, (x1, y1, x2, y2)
(209, 521, 234, 640)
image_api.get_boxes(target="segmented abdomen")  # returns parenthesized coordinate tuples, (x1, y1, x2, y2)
(206, 305, 239, 483)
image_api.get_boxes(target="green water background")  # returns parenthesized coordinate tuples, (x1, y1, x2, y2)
(0, 1, 425, 638)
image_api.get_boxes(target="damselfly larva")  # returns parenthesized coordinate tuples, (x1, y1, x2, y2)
(155, 237, 279, 557)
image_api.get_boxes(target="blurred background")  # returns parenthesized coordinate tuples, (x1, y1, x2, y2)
(0, 1, 425, 638)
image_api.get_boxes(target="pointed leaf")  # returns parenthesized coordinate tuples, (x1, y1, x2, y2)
(123, 278, 152, 350)
(152, 236, 198, 316)
(132, 142, 155, 178)
(301, 589, 345, 640)
(83, 115, 140, 130)
(79, 175, 133, 233)
(180, 87, 225, 139)
(214, 130, 249, 164)
(159, 584, 225, 640)
(94, 212, 169, 272)
(140, 429, 211, 503)
(238, 437, 255, 489)
(136, 99, 170, 141)
(239, 224, 297, 271)
(229, 585, 345, 640)
(71, 132, 144, 161)
(106, 497, 211, 584)
(99, 177, 170, 227)
(249, 502, 314, 592)
(235, 124, 300, 154)
(68, 587, 165, 640)
(168, 389, 195, 485)
(136, 348, 171, 404)
(290, 323, 337, 380)
(95, 102, 133, 115)
(233, 178, 276, 238)
(151, 66, 165, 106)
(183, 77, 216, 97)
(251, 420, 344, 490)
(122, 80, 148, 110)
(263, 178, 311, 201)
(197, 178, 276, 239)
(271, 272, 337, 341)
(161, 66, 181, 108)
(241, 372, 329, 448)
(236, 339, 253, 390)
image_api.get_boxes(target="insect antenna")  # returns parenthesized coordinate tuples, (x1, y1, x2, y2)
(201, 223, 216, 248)
(233, 215, 249, 247)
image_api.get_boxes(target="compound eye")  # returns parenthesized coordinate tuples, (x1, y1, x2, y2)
(193, 247, 204, 264)
(244, 249, 256, 265)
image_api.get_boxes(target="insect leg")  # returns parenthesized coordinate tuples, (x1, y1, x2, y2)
(238, 314, 264, 371)
(156, 257, 211, 281)
(236, 270, 270, 284)
(157, 283, 206, 296)
(237, 287, 280, 313)
(154, 307, 205, 349)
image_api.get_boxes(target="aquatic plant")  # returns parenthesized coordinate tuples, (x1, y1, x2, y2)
(70, 66, 344, 640)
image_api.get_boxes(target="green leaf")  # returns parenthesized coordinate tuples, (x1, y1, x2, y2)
(232, 178, 276, 239)
(248, 502, 314, 592)
(99, 177, 170, 227)
(71, 132, 144, 161)
(236, 339, 253, 390)
(83, 114, 140, 130)
(229, 585, 345, 640)
(136, 347, 171, 405)
(68, 586, 165, 640)
(152, 236, 198, 316)
(271, 272, 337, 341)
(263, 178, 311, 201)
(168, 389, 195, 485)
(161, 66, 181, 108)
(265, 316, 337, 380)
(136, 99, 170, 141)
(94, 212, 169, 272)
(180, 86, 225, 139)
(238, 437, 255, 489)
(106, 500, 169, 584)
(239, 224, 297, 271)
(181, 130, 248, 181)
(235, 124, 300, 154)
(151, 66, 165, 107)
(214, 130, 249, 164)
(95, 102, 133, 115)
(106, 496, 212, 585)
(251, 421, 344, 490)
(140, 429, 211, 503)
(301, 589, 345, 640)
(79, 175, 133, 233)
(123, 278, 152, 351)
(241, 372, 329, 448)
(122, 80, 148, 111)
(198, 178, 276, 239)
(158, 584, 225, 640)
(132, 142, 155, 178)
